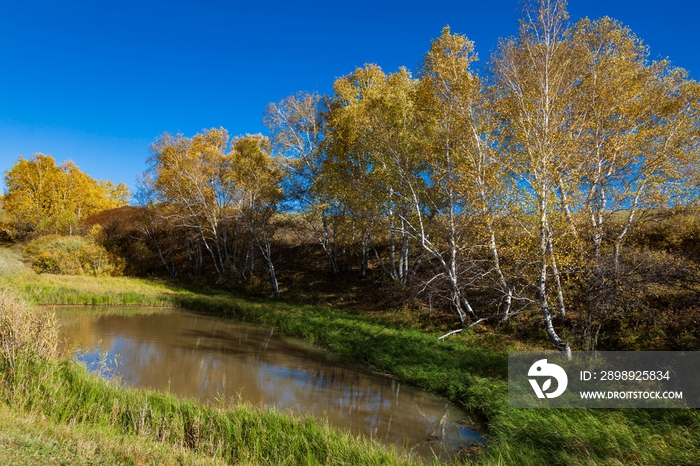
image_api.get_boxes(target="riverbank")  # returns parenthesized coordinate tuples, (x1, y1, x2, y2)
(1, 256, 699, 465)
(2, 356, 416, 466)
(0, 285, 419, 466)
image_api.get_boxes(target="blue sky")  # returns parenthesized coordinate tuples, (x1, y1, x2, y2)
(1, 0, 698, 192)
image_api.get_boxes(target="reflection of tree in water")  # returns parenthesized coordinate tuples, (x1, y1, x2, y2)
(58, 308, 480, 461)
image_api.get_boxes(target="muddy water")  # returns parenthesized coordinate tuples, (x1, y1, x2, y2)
(56, 307, 481, 461)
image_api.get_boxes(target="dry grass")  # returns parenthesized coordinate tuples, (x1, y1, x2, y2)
(0, 290, 59, 369)
(0, 246, 29, 277)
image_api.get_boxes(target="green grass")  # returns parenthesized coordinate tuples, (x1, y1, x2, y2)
(0, 249, 191, 306)
(483, 408, 700, 466)
(0, 403, 230, 466)
(2, 357, 416, 466)
(2, 270, 699, 465)
(0, 269, 196, 306)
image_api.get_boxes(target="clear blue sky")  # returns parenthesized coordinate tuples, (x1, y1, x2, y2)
(1, 0, 698, 193)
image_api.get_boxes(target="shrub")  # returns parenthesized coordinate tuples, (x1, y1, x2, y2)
(25, 234, 125, 276)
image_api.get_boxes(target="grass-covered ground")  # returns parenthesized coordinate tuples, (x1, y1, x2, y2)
(1, 246, 699, 465)
(0, 403, 231, 466)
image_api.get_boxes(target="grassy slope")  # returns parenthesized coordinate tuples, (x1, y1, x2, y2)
(0, 404, 231, 466)
(1, 248, 699, 465)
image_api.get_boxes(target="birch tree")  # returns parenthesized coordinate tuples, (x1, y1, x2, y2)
(320, 65, 397, 276)
(332, 65, 421, 282)
(491, 0, 700, 352)
(417, 27, 515, 327)
(228, 134, 284, 298)
(563, 16, 700, 346)
(263, 92, 342, 274)
(148, 128, 235, 279)
(491, 0, 575, 356)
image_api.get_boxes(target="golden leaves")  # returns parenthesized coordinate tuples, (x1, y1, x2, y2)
(3, 154, 130, 237)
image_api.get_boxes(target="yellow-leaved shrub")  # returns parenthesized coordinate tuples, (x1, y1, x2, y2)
(25, 234, 125, 276)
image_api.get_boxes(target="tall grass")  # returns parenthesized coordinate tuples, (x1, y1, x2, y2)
(2, 358, 418, 465)
(0, 290, 59, 370)
(479, 407, 700, 466)
(0, 403, 231, 466)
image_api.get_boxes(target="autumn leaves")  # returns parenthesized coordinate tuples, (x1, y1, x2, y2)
(265, 1, 699, 350)
(3, 154, 130, 237)
(144, 130, 283, 297)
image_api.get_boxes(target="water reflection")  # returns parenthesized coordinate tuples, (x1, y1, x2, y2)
(56, 307, 481, 461)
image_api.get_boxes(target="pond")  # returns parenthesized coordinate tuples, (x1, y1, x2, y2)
(55, 307, 481, 462)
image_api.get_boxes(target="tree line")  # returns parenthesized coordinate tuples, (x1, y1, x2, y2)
(4, 0, 699, 352)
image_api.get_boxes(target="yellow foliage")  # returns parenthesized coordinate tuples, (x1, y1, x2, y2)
(25, 235, 124, 277)
(2, 154, 130, 238)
